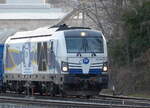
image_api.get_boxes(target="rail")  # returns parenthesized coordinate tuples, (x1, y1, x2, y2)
(0, 94, 150, 108)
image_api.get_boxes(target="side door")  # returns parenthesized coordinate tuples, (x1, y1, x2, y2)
(47, 40, 58, 74)
(37, 41, 48, 72)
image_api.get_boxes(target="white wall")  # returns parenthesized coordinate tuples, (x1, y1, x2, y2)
(7, 0, 45, 4)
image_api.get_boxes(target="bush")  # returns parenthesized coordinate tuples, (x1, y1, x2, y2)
(109, 1, 150, 94)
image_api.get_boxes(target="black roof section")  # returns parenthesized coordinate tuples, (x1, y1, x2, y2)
(64, 29, 102, 37)
(50, 24, 91, 31)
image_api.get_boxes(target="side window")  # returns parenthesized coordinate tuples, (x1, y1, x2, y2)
(37, 42, 47, 71)
(51, 41, 53, 52)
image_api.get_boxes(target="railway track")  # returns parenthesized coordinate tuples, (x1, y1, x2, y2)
(99, 94, 150, 101)
(0, 93, 150, 108)
(95, 94, 150, 107)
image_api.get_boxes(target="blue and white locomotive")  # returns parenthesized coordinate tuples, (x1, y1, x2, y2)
(2, 24, 108, 96)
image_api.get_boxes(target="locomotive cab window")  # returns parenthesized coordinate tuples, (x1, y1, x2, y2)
(65, 30, 104, 53)
(37, 42, 48, 71)
(65, 36, 104, 53)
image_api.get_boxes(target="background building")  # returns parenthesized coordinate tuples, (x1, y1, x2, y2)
(0, 0, 5, 3)
(0, 0, 68, 43)
(0, 0, 67, 31)
(6, 0, 45, 4)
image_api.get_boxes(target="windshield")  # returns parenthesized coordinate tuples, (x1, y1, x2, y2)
(65, 36, 104, 53)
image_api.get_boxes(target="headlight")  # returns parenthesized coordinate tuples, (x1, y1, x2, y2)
(103, 62, 108, 72)
(61, 61, 68, 72)
(103, 66, 108, 72)
(62, 66, 68, 72)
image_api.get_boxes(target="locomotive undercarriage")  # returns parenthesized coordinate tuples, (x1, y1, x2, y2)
(63, 74, 108, 96)
(1, 74, 108, 96)
(1, 73, 64, 95)
(1, 80, 63, 96)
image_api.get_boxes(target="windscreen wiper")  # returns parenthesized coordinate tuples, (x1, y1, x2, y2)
(91, 52, 96, 57)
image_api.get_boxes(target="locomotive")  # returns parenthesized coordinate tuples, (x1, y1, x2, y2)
(1, 24, 108, 96)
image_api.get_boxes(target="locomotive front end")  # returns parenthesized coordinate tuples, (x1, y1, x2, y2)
(62, 29, 108, 95)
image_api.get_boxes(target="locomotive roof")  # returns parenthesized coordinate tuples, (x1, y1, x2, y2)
(51, 24, 91, 31)
(10, 26, 58, 39)
(8, 24, 102, 40)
